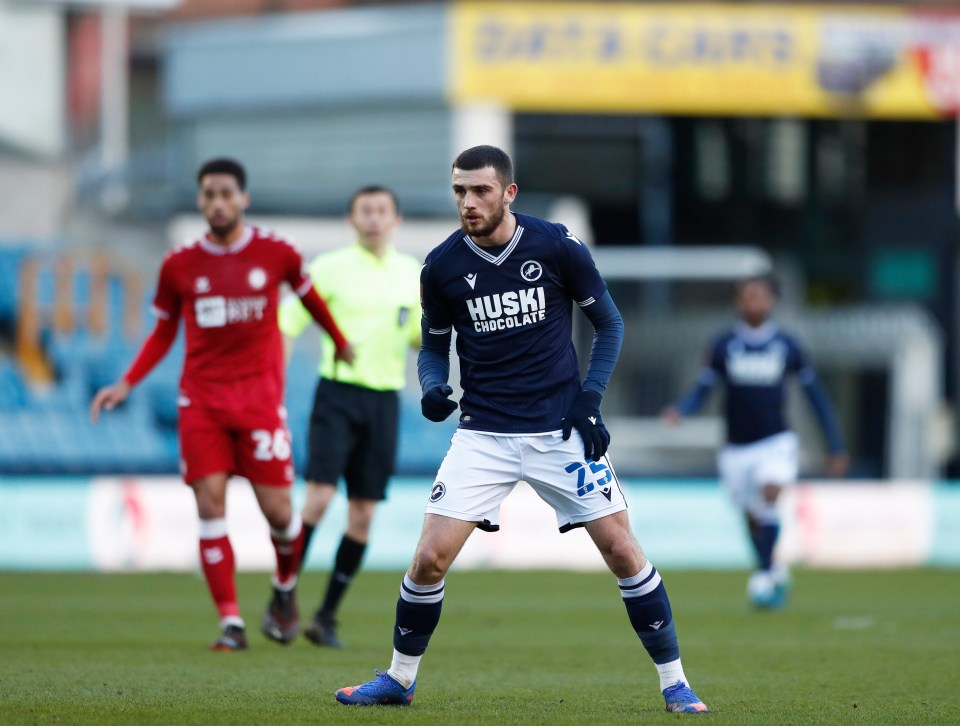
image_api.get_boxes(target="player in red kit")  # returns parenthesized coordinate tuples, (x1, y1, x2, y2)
(91, 158, 355, 651)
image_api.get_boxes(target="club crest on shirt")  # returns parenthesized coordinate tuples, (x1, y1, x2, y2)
(248, 267, 267, 290)
(521, 260, 543, 282)
(194, 276, 211, 293)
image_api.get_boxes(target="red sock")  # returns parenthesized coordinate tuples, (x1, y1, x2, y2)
(271, 519, 304, 588)
(199, 535, 239, 619)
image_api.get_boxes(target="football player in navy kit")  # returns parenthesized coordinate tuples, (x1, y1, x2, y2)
(334, 146, 707, 715)
(664, 275, 847, 608)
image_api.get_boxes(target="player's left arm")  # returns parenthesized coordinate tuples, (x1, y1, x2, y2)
(562, 291, 624, 461)
(557, 227, 623, 460)
(792, 338, 848, 476)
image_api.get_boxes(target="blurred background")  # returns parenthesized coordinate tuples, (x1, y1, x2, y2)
(1, 0, 959, 571)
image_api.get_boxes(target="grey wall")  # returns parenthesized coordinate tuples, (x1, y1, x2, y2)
(162, 4, 454, 214)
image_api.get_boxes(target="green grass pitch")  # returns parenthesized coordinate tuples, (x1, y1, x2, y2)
(1, 569, 957, 724)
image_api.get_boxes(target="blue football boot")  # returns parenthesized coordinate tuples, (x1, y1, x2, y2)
(335, 669, 415, 706)
(663, 680, 709, 714)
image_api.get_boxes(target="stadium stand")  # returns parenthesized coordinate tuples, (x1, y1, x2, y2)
(0, 248, 177, 473)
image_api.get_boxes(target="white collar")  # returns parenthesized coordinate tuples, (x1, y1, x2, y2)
(199, 225, 254, 255)
(463, 224, 524, 266)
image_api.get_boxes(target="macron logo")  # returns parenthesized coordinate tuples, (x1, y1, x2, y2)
(588, 416, 597, 425)
(650, 621, 664, 630)
(398, 627, 413, 636)
(464, 273, 477, 289)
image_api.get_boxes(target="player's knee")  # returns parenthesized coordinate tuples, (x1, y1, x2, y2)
(261, 501, 293, 531)
(347, 507, 375, 536)
(761, 483, 782, 503)
(301, 484, 335, 523)
(410, 545, 451, 583)
(193, 489, 225, 519)
(600, 535, 644, 573)
(195, 498, 224, 520)
(191, 475, 228, 518)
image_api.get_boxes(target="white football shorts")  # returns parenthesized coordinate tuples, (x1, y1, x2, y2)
(425, 429, 627, 532)
(717, 431, 799, 512)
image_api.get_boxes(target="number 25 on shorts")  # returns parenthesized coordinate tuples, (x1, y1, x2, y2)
(565, 460, 612, 498)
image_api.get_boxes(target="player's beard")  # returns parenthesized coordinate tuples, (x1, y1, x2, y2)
(208, 214, 241, 239)
(461, 204, 506, 239)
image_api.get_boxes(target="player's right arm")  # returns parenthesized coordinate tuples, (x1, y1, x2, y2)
(663, 339, 722, 424)
(90, 257, 181, 423)
(417, 259, 458, 422)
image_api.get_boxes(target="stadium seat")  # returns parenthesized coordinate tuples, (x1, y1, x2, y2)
(0, 358, 28, 409)
(0, 246, 28, 331)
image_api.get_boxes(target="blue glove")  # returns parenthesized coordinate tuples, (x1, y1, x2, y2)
(562, 390, 611, 461)
(421, 384, 458, 422)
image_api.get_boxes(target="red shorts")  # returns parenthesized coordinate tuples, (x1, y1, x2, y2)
(178, 401, 294, 487)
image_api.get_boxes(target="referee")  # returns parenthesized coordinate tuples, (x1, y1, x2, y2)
(279, 185, 421, 648)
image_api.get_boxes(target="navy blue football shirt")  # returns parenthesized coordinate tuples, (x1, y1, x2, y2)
(676, 321, 844, 452)
(420, 212, 607, 434)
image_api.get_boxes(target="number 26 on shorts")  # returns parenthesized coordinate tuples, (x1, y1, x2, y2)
(251, 428, 292, 461)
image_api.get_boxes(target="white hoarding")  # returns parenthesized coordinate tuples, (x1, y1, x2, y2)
(0, 2, 64, 157)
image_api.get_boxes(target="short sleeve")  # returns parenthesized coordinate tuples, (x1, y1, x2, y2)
(282, 240, 313, 297)
(557, 225, 607, 307)
(151, 255, 180, 321)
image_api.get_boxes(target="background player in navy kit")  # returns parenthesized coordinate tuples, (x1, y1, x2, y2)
(334, 146, 708, 714)
(663, 275, 848, 608)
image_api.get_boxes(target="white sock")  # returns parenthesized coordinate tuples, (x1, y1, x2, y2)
(388, 649, 422, 688)
(271, 511, 302, 541)
(655, 658, 688, 692)
(271, 575, 297, 592)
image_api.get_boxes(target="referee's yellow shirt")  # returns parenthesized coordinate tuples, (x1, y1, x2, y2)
(279, 244, 422, 391)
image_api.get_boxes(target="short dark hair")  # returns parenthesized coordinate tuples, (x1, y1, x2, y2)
(348, 185, 400, 213)
(197, 158, 247, 190)
(737, 273, 780, 297)
(452, 145, 514, 188)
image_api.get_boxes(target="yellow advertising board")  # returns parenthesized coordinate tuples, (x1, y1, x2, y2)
(449, 2, 960, 118)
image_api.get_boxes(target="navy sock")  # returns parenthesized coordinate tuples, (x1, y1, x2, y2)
(319, 535, 366, 619)
(751, 523, 780, 571)
(393, 574, 444, 656)
(619, 563, 680, 665)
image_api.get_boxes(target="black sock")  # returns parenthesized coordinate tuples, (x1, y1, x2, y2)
(319, 535, 366, 620)
(298, 523, 316, 573)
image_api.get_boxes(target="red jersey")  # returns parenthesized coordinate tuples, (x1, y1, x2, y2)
(152, 225, 311, 409)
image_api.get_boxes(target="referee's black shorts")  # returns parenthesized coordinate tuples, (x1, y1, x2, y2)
(305, 378, 400, 500)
